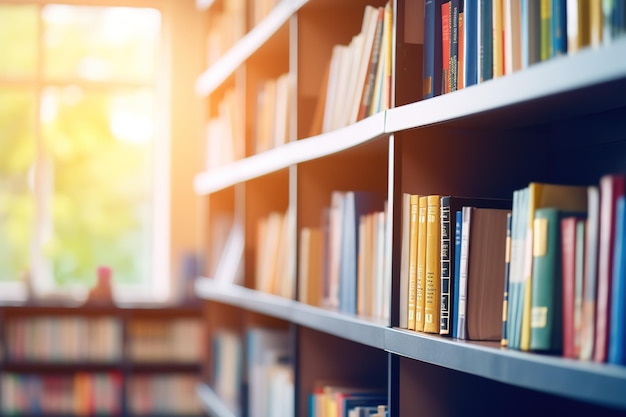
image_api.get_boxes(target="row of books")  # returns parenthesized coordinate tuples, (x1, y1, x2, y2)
(126, 318, 204, 363)
(205, 88, 245, 171)
(398, 173, 626, 366)
(206, 0, 247, 67)
(425, 0, 626, 97)
(398, 194, 512, 338)
(309, 382, 387, 417)
(4, 316, 122, 362)
(212, 327, 292, 417)
(1, 372, 122, 416)
(128, 374, 202, 416)
(255, 209, 294, 298)
(312, 2, 392, 135)
(255, 72, 292, 154)
(505, 175, 626, 365)
(298, 190, 389, 320)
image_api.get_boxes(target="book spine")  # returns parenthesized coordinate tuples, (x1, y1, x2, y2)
(561, 216, 578, 358)
(456, 206, 472, 339)
(573, 218, 585, 358)
(492, 0, 504, 78)
(580, 186, 599, 360)
(424, 195, 441, 333)
(530, 208, 563, 352)
(540, 0, 553, 61)
(479, 0, 493, 82)
(407, 195, 420, 330)
(415, 196, 429, 331)
(450, 0, 460, 91)
(463, 0, 478, 86)
(423, 0, 436, 98)
(440, 196, 452, 335)
(552, 0, 567, 55)
(608, 196, 626, 365)
(452, 210, 463, 339)
(442, 1, 452, 94)
(594, 174, 626, 362)
(501, 212, 513, 347)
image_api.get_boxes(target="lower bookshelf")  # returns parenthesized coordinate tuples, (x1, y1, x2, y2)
(0, 304, 206, 417)
(194, 277, 626, 416)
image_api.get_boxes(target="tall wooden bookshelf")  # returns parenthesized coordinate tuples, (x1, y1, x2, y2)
(193, 0, 626, 416)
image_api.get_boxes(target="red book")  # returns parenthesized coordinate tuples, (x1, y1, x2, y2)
(441, 1, 451, 94)
(561, 215, 585, 358)
(594, 173, 626, 363)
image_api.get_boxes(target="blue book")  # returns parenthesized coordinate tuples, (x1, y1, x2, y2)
(552, 0, 567, 56)
(463, 0, 477, 87)
(452, 209, 462, 338)
(423, 0, 444, 98)
(608, 196, 626, 365)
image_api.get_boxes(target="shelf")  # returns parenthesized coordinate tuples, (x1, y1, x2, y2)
(387, 328, 626, 411)
(196, 383, 238, 417)
(128, 362, 202, 373)
(194, 278, 387, 349)
(193, 111, 387, 194)
(2, 361, 120, 373)
(386, 37, 626, 132)
(195, 0, 308, 97)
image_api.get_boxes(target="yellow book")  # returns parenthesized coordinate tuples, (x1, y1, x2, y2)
(415, 196, 428, 332)
(519, 183, 588, 351)
(589, 0, 603, 47)
(424, 195, 441, 333)
(407, 195, 420, 330)
(493, 0, 504, 77)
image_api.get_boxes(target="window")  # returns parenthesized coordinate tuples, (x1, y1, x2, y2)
(0, 2, 169, 303)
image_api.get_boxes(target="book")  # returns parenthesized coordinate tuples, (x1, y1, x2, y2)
(608, 195, 626, 365)
(407, 195, 420, 330)
(479, 0, 493, 82)
(492, 0, 505, 78)
(552, 0, 567, 55)
(590, 0, 603, 47)
(399, 194, 411, 329)
(466, 207, 511, 341)
(457, 2, 465, 88)
(441, 1, 452, 94)
(518, 182, 588, 351)
(423, 0, 444, 97)
(561, 215, 586, 358)
(424, 195, 441, 333)
(530, 207, 585, 352)
(415, 196, 429, 331)
(504, 0, 522, 75)
(463, 0, 478, 87)
(456, 206, 472, 340)
(566, 0, 590, 54)
(521, 0, 541, 68)
(540, 0, 553, 61)
(501, 212, 512, 347)
(449, 0, 460, 91)
(594, 173, 626, 362)
(580, 185, 600, 360)
(357, 6, 384, 120)
(299, 227, 323, 307)
(452, 209, 462, 339)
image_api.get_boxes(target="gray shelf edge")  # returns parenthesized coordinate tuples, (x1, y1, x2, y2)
(194, 278, 387, 349)
(193, 112, 387, 195)
(385, 328, 626, 411)
(385, 36, 626, 133)
(196, 383, 239, 417)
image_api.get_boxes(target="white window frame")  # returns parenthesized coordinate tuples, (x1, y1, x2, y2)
(0, 0, 171, 305)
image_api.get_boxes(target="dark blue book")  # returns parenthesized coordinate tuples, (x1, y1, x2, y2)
(423, 0, 444, 98)
(552, 0, 567, 56)
(463, 0, 478, 87)
(608, 196, 626, 365)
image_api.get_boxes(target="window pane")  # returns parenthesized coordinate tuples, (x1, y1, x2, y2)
(43, 6, 161, 82)
(0, 89, 36, 282)
(0, 5, 38, 78)
(40, 87, 155, 287)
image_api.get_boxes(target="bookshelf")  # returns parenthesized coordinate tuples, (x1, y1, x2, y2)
(194, 0, 626, 416)
(0, 304, 205, 417)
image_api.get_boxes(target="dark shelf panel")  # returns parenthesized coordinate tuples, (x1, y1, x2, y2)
(129, 362, 203, 373)
(1, 361, 121, 373)
(385, 328, 626, 411)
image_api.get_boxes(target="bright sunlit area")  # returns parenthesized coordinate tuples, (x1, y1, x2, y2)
(0, 1, 204, 304)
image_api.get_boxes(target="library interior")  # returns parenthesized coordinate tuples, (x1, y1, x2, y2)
(1, 0, 626, 416)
